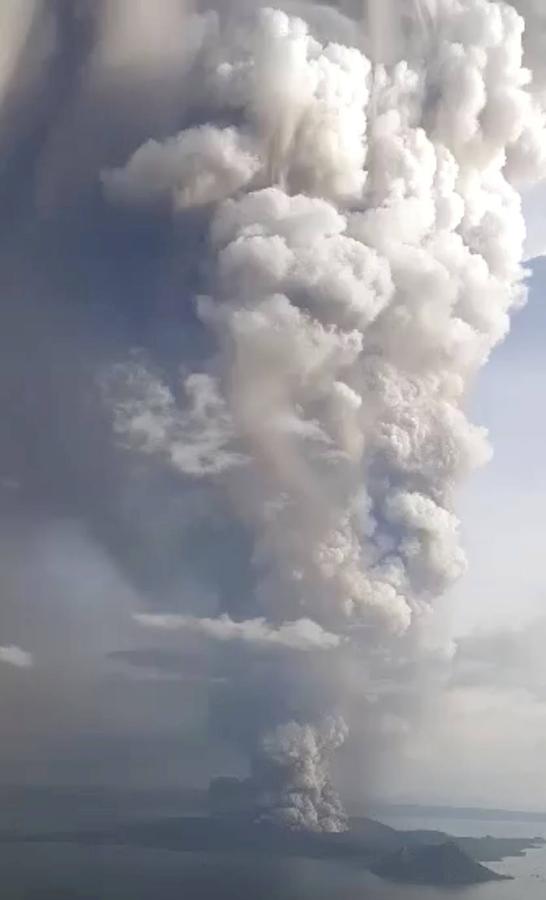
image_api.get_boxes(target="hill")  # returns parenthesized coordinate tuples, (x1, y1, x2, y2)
(371, 840, 510, 885)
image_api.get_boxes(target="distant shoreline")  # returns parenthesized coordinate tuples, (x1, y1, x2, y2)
(366, 803, 546, 823)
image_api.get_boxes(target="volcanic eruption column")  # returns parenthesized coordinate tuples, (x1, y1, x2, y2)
(105, 0, 546, 831)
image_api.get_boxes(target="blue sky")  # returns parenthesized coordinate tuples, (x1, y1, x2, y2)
(452, 257, 546, 634)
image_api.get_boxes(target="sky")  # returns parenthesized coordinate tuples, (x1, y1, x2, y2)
(373, 257, 546, 809)
(2, 0, 546, 817)
(453, 257, 546, 634)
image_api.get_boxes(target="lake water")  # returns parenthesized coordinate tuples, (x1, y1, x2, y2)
(1, 815, 545, 899)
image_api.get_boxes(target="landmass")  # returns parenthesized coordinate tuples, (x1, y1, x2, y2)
(2, 811, 542, 886)
(1, 785, 544, 887)
(371, 841, 509, 885)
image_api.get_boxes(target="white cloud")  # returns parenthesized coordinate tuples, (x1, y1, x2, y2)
(134, 613, 342, 651)
(0, 645, 33, 668)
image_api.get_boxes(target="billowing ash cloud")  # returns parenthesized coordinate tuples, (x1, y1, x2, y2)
(96, 0, 546, 829)
(254, 717, 349, 832)
(102, 126, 263, 212)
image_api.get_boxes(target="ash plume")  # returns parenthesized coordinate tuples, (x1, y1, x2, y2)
(254, 717, 349, 832)
(95, 0, 546, 831)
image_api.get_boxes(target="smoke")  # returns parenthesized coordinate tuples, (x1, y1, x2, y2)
(0, 0, 56, 110)
(510, 0, 546, 94)
(102, 126, 262, 212)
(364, 0, 438, 65)
(99, 0, 546, 830)
(93, 0, 195, 73)
(254, 717, 348, 832)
